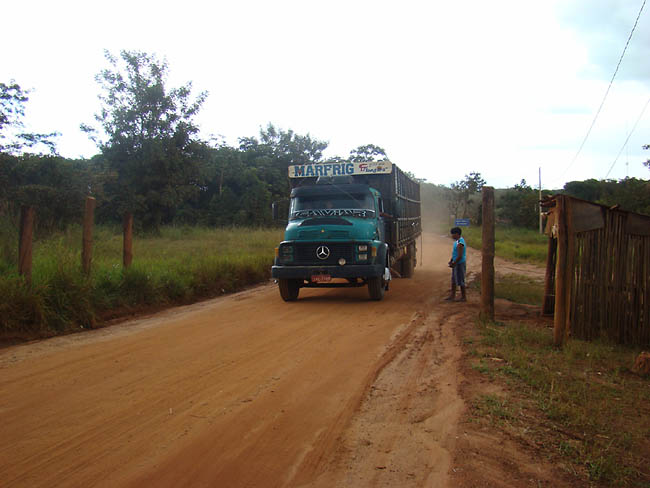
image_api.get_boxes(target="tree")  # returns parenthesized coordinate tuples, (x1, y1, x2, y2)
(83, 50, 208, 229)
(257, 123, 328, 164)
(448, 172, 485, 220)
(610, 177, 650, 215)
(563, 179, 607, 202)
(0, 81, 58, 154)
(497, 179, 540, 228)
(239, 123, 328, 201)
(0, 153, 94, 230)
(349, 144, 387, 162)
(447, 181, 465, 218)
(563, 177, 650, 216)
(239, 123, 328, 167)
(323, 155, 346, 163)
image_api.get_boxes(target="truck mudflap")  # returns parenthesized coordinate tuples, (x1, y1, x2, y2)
(272, 263, 384, 281)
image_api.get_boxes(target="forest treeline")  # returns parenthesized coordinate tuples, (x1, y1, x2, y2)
(3, 139, 649, 235)
(0, 127, 360, 231)
(2, 50, 649, 235)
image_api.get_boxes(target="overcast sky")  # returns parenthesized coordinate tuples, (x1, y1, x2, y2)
(3, 0, 650, 189)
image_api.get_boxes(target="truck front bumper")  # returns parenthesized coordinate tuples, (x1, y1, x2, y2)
(272, 263, 384, 280)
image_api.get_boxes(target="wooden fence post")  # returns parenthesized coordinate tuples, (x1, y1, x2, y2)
(564, 198, 575, 342)
(480, 186, 495, 321)
(542, 236, 556, 315)
(123, 212, 133, 268)
(19, 205, 35, 285)
(82, 197, 96, 275)
(554, 196, 568, 347)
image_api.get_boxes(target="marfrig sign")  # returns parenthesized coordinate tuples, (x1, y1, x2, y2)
(288, 161, 392, 178)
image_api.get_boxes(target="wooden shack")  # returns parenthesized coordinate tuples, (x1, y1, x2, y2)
(542, 195, 650, 347)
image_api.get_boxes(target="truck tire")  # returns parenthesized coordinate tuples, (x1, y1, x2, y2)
(367, 276, 385, 301)
(279, 279, 300, 301)
(401, 254, 414, 278)
(401, 244, 416, 278)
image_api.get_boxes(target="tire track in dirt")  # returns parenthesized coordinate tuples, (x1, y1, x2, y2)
(302, 302, 467, 487)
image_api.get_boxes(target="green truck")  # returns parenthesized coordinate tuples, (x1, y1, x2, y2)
(272, 161, 421, 301)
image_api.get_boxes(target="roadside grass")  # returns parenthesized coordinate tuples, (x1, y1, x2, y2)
(460, 225, 548, 264)
(0, 226, 282, 340)
(467, 320, 650, 486)
(470, 273, 545, 306)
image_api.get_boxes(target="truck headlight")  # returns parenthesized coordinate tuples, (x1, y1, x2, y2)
(280, 245, 294, 263)
(358, 244, 368, 252)
(358, 253, 368, 261)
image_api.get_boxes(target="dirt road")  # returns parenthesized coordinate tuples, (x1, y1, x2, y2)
(0, 233, 479, 487)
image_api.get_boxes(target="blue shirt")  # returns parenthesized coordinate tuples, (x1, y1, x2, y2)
(452, 237, 466, 264)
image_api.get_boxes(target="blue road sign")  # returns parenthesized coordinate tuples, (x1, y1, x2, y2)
(454, 219, 470, 227)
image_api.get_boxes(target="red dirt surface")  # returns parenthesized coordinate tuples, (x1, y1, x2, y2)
(0, 233, 568, 487)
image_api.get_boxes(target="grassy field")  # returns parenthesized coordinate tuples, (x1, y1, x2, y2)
(471, 273, 545, 305)
(466, 319, 650, 486)
(0, 225, 282, 340)
(459, 225, 548, 264)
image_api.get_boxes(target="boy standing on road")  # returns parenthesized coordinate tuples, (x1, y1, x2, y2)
(445, 227, 466, 302)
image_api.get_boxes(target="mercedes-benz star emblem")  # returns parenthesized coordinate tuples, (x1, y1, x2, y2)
(316, 245, 330, 260)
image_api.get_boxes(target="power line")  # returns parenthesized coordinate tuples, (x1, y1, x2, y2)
(559, 0, 647, 181)
(604, 95, 650, 178)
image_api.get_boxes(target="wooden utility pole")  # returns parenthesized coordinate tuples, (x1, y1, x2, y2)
(123, 212, 133, 268)
(81, 197, 96, 275)
(18, 206, 35, 284)
(480, 186, 495, 321)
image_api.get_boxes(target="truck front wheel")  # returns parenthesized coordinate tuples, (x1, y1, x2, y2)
(367, 276, 385, 301)
(279, 279, 300, 301)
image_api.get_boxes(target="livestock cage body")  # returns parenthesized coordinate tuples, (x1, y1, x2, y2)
(366, 167, 421, 250)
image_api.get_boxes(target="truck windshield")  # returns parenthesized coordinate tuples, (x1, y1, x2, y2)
(289, 193, 376, 220)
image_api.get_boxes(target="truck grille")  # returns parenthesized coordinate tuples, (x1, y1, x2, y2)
(298, 229, 350, 239)
(294, 242, 355, 265)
